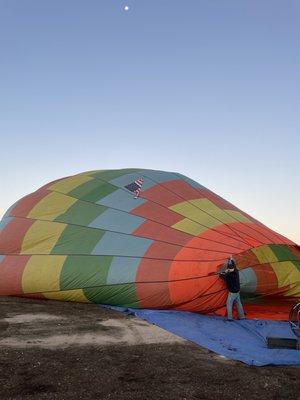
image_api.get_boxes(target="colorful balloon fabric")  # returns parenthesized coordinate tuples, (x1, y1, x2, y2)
(0, 169, 299, 319)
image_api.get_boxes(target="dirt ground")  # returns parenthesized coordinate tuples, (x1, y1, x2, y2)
(0, 297, 299, 400)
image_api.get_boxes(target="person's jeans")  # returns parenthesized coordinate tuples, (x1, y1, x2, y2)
(226, 292, 245, 320)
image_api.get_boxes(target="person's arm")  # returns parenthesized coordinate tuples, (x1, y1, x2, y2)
(219, 267, 234, 278)
(219, 272, 226, 280)
(219, 268, 230, 279)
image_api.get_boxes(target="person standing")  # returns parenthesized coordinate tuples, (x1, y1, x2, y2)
(219, 256, 245, 321)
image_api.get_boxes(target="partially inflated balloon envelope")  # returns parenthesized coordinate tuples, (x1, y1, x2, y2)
(0, 169, 299, 319)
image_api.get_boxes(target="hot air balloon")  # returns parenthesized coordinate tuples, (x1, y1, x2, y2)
(0, 169, 299, 319)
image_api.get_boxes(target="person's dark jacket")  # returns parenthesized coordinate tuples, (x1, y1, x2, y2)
(219, 268, 240, 293)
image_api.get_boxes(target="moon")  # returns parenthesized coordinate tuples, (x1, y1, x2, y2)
(124, 5, 130, 11)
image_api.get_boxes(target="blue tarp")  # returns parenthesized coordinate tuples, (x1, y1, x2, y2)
(103, 306, 300, 366)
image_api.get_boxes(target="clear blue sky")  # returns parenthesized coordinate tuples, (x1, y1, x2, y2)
(0, 0, 299, 243)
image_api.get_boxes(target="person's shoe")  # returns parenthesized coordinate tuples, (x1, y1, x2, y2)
(226, 318, 234, 322)
(239, 317, 246, 320)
